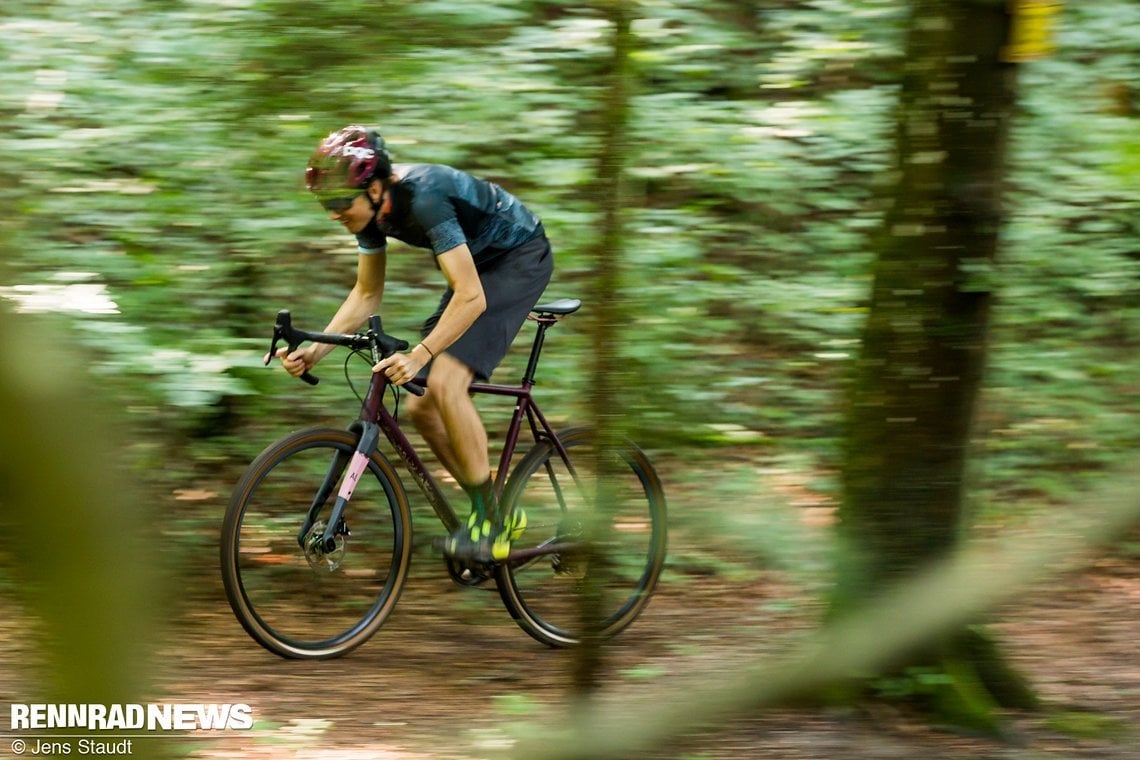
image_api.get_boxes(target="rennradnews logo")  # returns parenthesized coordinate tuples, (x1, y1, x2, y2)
(10, 703, 254, 731)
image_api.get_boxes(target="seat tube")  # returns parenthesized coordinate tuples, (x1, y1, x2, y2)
(495, 388, 531, 494)
(522, 321, 551, 387)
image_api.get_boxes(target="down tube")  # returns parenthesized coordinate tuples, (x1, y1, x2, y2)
(375, 405, 460, 532)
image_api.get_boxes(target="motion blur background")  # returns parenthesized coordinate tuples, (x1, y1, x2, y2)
(0, 1, 1136, 757)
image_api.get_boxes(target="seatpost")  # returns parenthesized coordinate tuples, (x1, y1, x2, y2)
(521, 319, 553, 387)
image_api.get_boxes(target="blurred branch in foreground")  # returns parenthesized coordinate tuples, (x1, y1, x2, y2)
(510, 462, 1140, 760)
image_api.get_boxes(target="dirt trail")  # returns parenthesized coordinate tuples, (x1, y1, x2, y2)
(2, 514, 1136, 759)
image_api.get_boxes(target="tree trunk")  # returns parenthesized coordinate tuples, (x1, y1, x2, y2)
(835, 0, 1037, 730)
(574, 0, 634, 696)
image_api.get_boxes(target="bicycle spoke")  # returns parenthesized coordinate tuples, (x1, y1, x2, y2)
(496, 428, 666, 647)
(221, 429, 411, 658)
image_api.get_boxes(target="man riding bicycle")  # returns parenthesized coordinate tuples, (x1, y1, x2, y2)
(275, 125, 553, 564)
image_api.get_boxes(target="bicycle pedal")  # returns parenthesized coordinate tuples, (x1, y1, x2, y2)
(459, 567, 493, 584)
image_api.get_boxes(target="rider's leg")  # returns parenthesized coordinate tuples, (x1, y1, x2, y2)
(406, 352, 487, 487)
(408, 352, 521, 562)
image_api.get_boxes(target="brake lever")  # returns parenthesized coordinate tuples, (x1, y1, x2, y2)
(268, 310, 319, 386)
(367, 314, 425, 396)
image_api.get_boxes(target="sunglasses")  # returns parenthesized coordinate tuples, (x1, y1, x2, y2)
(319, 193, 361, 213)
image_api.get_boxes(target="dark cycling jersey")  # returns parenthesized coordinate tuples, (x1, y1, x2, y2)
(354, 163, 542, 269)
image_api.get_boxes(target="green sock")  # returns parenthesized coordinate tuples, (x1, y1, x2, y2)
(463, 478, 498, 525)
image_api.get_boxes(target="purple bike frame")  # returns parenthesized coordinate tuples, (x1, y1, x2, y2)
(356, 369, 569, 534)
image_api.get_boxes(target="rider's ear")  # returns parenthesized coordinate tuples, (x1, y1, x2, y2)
(367, 179, 384, 203)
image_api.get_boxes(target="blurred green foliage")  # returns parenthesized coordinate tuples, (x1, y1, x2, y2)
(1, 4, 1137, 754)
(0, 301, 161, 719)
(0, 0, 1136, 508)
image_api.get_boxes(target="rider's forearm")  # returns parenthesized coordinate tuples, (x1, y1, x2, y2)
(313, 284, 384, 361)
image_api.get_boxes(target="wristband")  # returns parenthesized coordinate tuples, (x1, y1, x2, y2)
(418, 342, 435, 359)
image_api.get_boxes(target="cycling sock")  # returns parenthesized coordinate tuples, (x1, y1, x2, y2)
(447, 478, 524, 563)
(462, 477, 499, 524)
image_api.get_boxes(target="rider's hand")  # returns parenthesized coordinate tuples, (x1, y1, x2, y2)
(267, 345, 317, 378)
(373, 345, 429, 386)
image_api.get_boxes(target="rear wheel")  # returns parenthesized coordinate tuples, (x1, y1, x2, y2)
(495, 427, 666, 647)
(220, 428, 412, 658)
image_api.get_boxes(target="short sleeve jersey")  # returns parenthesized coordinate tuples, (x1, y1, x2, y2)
(354, 164, 541, 269)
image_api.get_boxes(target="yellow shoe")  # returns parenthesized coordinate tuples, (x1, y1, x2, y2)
(444, 508, 526, 564)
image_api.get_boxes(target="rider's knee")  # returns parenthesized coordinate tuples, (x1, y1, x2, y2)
(427, 356, 474, 401)
(406, 393, 438, 430)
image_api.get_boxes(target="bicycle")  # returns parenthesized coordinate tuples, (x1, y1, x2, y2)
(219, 299, 667, 659)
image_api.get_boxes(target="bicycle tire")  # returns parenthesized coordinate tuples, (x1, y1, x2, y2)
(220, 427, 412, 659)
(494, 427, 667, 647)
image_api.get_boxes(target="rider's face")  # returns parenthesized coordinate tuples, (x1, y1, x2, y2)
(325, 192, 371, 233)
(325, 179, 385, 234)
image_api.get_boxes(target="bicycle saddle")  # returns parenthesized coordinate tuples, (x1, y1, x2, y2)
(531, 298, 581, 316)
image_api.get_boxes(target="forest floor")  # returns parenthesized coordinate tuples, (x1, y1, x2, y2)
(2, 457, 1138, 760)
(141, 555, 1139, 760)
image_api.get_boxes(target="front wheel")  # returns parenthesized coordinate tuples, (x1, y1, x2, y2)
(220, 428, 413, 658)
(495, 427, 667, 647)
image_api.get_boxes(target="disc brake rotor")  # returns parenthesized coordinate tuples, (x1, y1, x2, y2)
(303, 519, 346, 572)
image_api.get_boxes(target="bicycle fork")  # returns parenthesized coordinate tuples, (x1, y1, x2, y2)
(297, 422, 382, 554)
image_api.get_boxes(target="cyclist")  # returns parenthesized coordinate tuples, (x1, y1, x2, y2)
(277, 125, 553, 564)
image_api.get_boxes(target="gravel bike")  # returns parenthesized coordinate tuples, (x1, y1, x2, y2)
(220, 299, 666, 658)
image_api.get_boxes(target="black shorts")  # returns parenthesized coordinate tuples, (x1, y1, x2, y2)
(422, 230, 554, 380)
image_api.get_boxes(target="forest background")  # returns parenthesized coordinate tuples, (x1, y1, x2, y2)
(0, 0, 1137, 757)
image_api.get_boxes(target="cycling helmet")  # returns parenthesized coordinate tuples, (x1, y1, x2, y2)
(305, 126, 392, 195)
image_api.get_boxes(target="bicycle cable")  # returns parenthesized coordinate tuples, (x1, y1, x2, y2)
(343, 349, 371, 408)
(342, 350, 364, 407)
(343, 348, 403, 420)
(388, 378, 401, 420)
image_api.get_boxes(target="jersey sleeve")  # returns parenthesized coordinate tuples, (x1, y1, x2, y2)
(411, 187, 467, 255)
